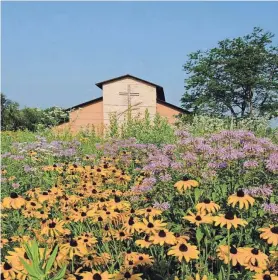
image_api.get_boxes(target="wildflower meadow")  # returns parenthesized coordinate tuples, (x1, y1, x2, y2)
(1, 115, 278, 280)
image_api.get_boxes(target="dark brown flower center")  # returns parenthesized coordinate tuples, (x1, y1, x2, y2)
(144, 235, 150, 241)
(147, 223, 154, 228)
(204, 199, 211, 204)
(230, 246, 237, 254)
(139, 256, 144, 260)
(48, 222, 56, 228)
(124, 272, 131, 279)
(158, 230, 166, 238)
(93, 273, 102, 280)
(195, 215, 202, 221)
(30, 202, 36, 206)
(114, 196, 121, 203)
(182, 176, 189, 181)
(3, 262, 12, 270)
(98, 217, 103, 222)
(251, 248, 259, 255)
(128, 218, 135, 226)
(263, 275, 271, 280)
(88, 255, 93, 260)
(128, 261, 133, 265)
(24, 252, 29, 259)
(42, 192, 48, 195)
(10, 192, 18, 199)
(146, 208, 152, 212)
(81, 212, 87, 217)
(119, 232, 125, 237)
(271, 227, 278, 234)
(236, 190, 245, 197)
(70, 240, 78, 247)
(225, 211, 234, 220)
(179, 244, 188, 252)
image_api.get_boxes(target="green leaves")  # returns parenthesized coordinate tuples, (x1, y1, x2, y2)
(196, 227, 204, 243)
(182, 27, 278, 119)
(19, 240, 66, 280)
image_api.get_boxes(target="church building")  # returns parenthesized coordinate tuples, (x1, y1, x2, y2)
(56, 74, 188, 132)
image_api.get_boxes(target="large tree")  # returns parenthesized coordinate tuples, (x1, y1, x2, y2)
(181, 27, 278, 118)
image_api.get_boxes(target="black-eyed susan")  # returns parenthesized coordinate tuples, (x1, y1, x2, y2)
(135, 235, 153, 248)
(37, 191, 53, 204)
(183, 211, 213, 226)
(214, 211, 247, 229)
(217, 245, 245, 266)
(259, 226, 278, 246)
(168, 242, 199, 262)
(253, 271, 278, 280)
(244, 259, 267, 273)
(5, 246, 31, 272)
(242, 248, 269, 268)
(2, 192, 25, 209)
(115, 269, 142, 280)
(228, 189, 255, 209)
(25, 200, 42, 210)
(71, 207, 90, 222)
(114, 230, 132, 241)
(34, 209, 49, 219)
(92, 252, 111, 266)
(174, 176, 199, 193)
(60, 239, 88, 259)
(196, 199, 220, 213)
(175, 233, 190, 244)
(149, 229, 176, 245)
(41, 218, 68, 237)
(0, 262, 16, 279)
(136, 216, 167, 235)
(122, 216, 141, 234)
(80, 252, 96, 267)
(133, 253, 154, 266)
(77, 233, 98, 247)
(136, 207, 162, 217)
(80, 270, 113, 280)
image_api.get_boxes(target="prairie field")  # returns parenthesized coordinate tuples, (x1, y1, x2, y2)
(1, 116, 278, 280)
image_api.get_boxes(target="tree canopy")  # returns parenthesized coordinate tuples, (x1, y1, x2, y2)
(181, 27, 278, 119)
(1, 93, 69, 131)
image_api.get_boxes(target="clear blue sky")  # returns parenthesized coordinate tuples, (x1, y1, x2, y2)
(2, 1, 278, 109)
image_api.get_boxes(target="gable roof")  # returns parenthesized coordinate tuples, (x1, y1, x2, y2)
(66, 96, 190, 115)
(157, 99, 190, 114)
(66, 97, 103, 111)
(95, 74, 165, 101)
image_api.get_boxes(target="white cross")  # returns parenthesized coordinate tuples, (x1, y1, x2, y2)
(119, 85, 140, 108)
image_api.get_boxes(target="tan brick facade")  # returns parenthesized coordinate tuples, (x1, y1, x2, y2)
(54, 75, 188, 133)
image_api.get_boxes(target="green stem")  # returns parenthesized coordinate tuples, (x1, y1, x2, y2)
(227, 229, 231, 280)
(71, 256, 74, 273)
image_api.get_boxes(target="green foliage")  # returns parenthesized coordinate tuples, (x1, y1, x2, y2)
(1, 93, 22, 130)
(181, 27, 278, 119)
(106, 109, 176, 144)
(20, 240, 66, 280)
(176, 114, 277, 140)
(1, 94, 69, 131)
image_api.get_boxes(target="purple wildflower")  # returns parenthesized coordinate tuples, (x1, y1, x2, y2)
(243, 185, 273, 198)
(153, 201, 170, 211)
(243, 160, 259, 169)
(263, 203, 278, 215)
